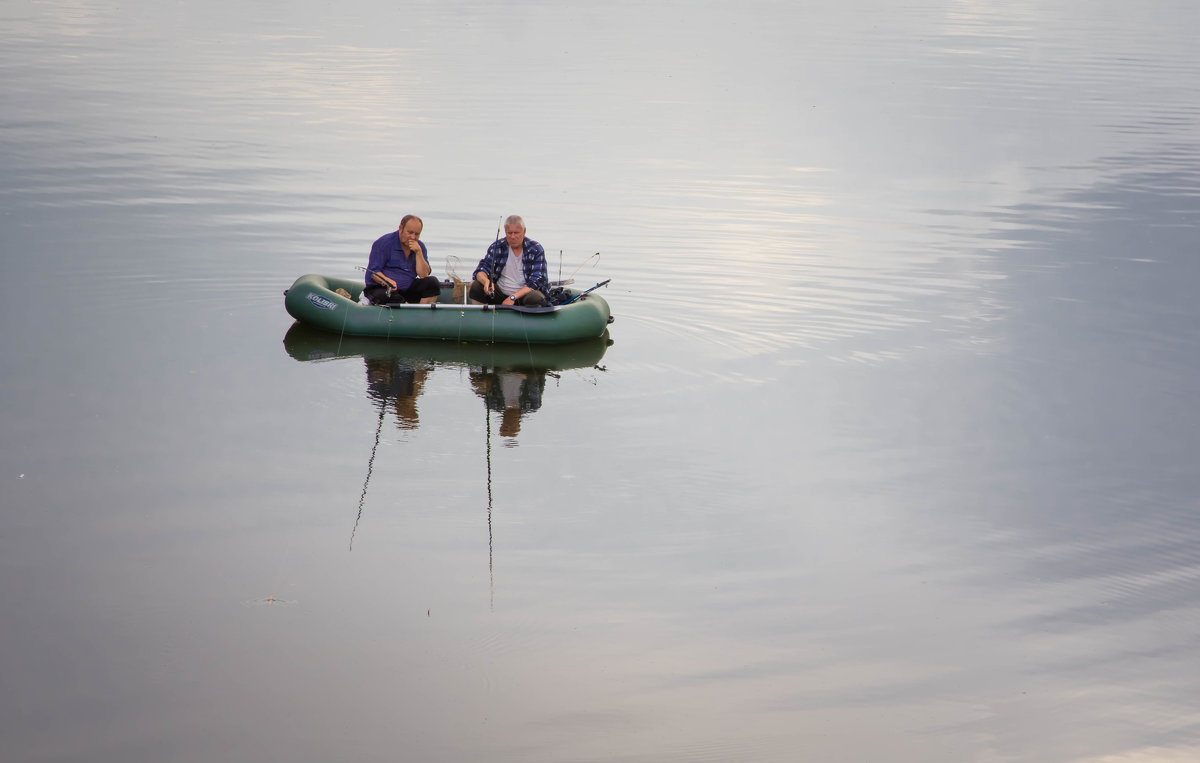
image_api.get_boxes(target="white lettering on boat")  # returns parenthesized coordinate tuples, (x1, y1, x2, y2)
(306, 293, 338, 311)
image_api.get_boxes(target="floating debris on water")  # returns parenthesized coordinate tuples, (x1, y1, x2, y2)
(243, 595, 297, 607)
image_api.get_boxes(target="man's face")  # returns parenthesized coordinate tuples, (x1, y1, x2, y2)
(505, 224, 525, 250)
(400, 219, 423, 245)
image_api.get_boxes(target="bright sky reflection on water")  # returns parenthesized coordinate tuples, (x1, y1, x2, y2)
(2, 1, 1200, 761)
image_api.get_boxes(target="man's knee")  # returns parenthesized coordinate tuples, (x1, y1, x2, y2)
(467, 280, 489, 302)
(518, 291, 547, 307)
(407, 276, 441, 302)
(363, 284, 391, 305)
(417, 276, 441, 298)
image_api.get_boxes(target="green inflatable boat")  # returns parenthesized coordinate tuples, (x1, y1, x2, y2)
(282, 321, 612, 369)
(284, 274, 613, 344)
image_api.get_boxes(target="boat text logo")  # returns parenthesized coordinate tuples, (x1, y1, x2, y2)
(307, 294, 338, 311)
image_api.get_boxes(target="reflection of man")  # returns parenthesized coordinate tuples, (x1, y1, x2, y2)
(469, 215, 549, 307)
(364, 214, 441, 305)
(469, 367, 546, 442)
(365, 357, 429, 430)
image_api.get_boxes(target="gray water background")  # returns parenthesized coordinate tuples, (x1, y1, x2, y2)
(3, 1, 1200, 761)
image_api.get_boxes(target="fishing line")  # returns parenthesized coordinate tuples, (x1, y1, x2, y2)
(564, 252, 600, 284)
(336, 291, 352, 356)
(447, 256, 469, 343)
(520, 309, 536, 369)
(256, 513, 298, 607)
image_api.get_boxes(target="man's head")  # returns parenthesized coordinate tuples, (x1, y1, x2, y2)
(399, 215, 423, 245)
(504, 215, 525, 251)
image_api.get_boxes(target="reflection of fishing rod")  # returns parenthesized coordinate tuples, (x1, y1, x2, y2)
(351, 394, 388, 551)
(559, 279, 611, 305)
(485, 393, 494, 610)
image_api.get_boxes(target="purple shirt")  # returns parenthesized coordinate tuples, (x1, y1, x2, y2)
(365, 230, 428, 290)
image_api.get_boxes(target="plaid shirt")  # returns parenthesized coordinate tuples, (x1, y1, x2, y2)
(473, 238, 550, 296)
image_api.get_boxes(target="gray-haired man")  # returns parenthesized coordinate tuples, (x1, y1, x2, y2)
(470, 215, 549, 307)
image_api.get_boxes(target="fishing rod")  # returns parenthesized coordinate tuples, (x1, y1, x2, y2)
(559, 279, 611, 305)
(460, 218, 501, 300)
(357, 265, 392, 300)
(483, 216, 502, 298)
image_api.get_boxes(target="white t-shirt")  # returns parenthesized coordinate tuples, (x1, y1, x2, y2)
(497, 246, 525, 296)
(498, 372, 524, 408)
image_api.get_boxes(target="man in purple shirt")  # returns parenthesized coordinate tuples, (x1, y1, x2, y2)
(363, 214, 441, 305)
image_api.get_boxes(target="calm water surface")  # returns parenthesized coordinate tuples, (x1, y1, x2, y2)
(3, 1, 1200, 761)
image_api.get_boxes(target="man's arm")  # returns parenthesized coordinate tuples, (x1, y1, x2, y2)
(371, 271, 397, 289)
(367, 239, 397, 289)
(477, 271, 495, 296)
(414, 241, 431, 278)
(524, 241, 550, 294)
(474, 244, 499, 295)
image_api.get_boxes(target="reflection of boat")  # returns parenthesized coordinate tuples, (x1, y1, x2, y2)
(284, 274, 613, 344)
(317, 318, 612, 563)
(282, 321, 612, 370)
